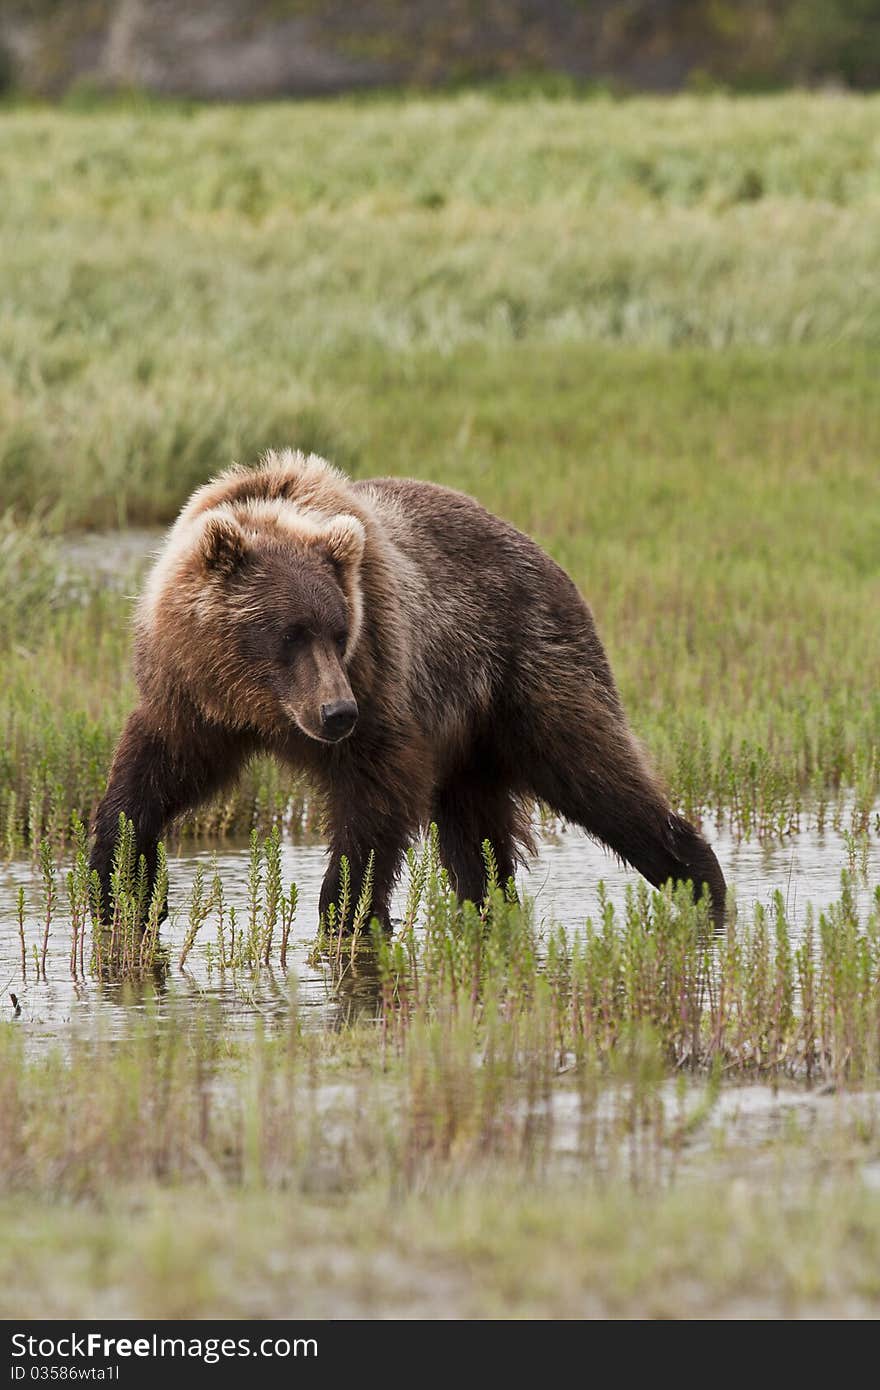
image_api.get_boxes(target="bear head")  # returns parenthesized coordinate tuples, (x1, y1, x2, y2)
(138, 495, 367, 742)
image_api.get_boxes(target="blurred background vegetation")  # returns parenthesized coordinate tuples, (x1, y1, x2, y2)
(2, 91, 879, 844)
(4, 1, 880, 101)
(1, 6, 879, 839)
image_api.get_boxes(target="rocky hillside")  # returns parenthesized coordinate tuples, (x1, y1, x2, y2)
(2, 1, 879, 98)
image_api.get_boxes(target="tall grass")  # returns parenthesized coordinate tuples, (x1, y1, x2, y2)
(6, 95, 880, 525)
(2, 95, 879, 833)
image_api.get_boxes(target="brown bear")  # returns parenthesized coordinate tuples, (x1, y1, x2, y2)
(90, 450, 726, 931)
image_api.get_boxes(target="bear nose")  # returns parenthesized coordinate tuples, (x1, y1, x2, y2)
(320, 699, 358, 741)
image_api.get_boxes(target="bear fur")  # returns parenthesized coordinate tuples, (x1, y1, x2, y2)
(90, 450, 726, 930)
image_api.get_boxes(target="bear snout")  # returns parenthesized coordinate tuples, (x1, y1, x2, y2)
(319, 698, 358, 741)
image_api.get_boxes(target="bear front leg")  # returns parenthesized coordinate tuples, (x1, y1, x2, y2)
(316, 731, 431, 935)
(319, 820, 409, 935)
(432, 772, 527, 905)
(90, 707, 250, 925)
(319, 770, 423, 933)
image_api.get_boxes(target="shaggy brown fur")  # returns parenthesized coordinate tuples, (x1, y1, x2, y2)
(90, 450, 726, 931)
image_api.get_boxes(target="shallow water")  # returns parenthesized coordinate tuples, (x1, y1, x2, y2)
(56, 528, 162, 584)
(1, 816, 876, 1046)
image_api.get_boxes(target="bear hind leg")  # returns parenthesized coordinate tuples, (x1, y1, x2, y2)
(528, 725, 726, 928)
(432, 773, 532, 905)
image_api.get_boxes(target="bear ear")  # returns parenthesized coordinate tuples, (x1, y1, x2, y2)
(320, 514, 366, 571)
(201, 512, 248, 575)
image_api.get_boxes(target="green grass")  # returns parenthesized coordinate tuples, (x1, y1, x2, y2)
(2, 92, 880, 1316)
(5, 93, 880, 532)
(5, 1172, 880, 1318)
(2, 94, 880, 833)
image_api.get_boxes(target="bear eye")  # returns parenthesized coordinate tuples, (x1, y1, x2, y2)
(335, 632, 347, 655)
(281, 624, 306, 651)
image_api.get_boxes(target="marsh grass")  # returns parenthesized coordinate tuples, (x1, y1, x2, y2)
(5, 89, 880, 1321)
(0, 926, 872, 1206)
(1, 96, 880, 837)
(3, 844, 880, 1266)
(13, 817, 880, 1086)
(3, 89, 880, 1318)
(4, 1168, 880, 1318)
(365, 830, 880, 1085)
(5, 814, 880, 1315)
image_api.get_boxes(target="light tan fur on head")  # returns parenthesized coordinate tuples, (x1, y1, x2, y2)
(141, 455, 365, 623)
(201, 511, 248, 574)
(321, 514, 366, 568)
(136, 452, 371, 729)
